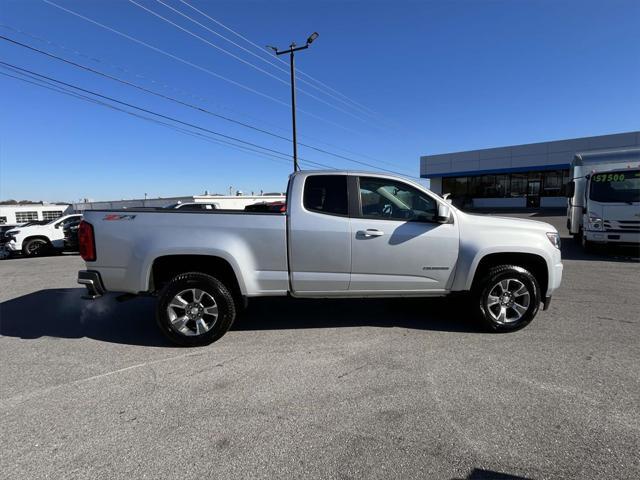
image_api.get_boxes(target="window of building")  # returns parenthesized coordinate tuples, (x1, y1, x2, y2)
(0, 216, 7, 224)
(303, 175, 348, 216)
(443, 177, 469, 196)
(542, 170, 564, 197)
(468, 176, 481, 197)
(15, 211, 39, 223)
(454, 177, 469, 196)
(478, 175, 497, 197)
(42, 210, 63, 220)
(510, 174, 527, 197)
(442, 177, 456, 196)
(438, 169, 571, 200)
(359, 177, 437, 222)
(495, 174, 510, 197)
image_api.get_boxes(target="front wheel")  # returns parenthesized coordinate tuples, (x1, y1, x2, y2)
(581, 234, 596, 253)
(22, 238, 50, 257)
(156, 272, 236, 347)
(473, 265, 541, 332)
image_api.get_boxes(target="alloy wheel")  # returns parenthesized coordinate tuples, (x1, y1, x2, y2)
(166, 288, 219, 336)
(485, 278, 531, 324)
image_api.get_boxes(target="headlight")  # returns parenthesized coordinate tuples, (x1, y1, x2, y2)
(6, 230, 19, 237)
(587, 212, 603, 231)
(546, 232, 561, 249)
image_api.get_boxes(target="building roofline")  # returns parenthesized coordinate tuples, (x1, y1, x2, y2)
(420, 130, 640, 159)
(422, 163, 569, 178)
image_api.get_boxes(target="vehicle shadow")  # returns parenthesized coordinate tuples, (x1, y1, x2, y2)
(0, 288, 167, 347)
(233, 295, 482, 333)
(451, 468, 531, 480)
(0, 289, 483, 347)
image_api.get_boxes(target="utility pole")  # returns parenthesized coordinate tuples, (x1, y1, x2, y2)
(268, 32, 319, 172)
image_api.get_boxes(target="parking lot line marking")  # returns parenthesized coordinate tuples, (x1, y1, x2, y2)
(0, 350, 212, 409)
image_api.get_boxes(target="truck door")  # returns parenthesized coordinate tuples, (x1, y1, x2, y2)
(349, 176, 459, 292)
(288, 174, 351, 293)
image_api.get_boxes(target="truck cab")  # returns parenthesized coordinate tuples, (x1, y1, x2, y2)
(566, 148, 640, 250)
(581, 169, 640, 249)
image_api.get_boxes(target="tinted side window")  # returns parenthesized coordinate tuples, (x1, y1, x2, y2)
(359, 177, 437, 222)
(303, 175, 348, 216)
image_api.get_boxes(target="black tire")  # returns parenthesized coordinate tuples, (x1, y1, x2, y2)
(572, 230, 582, 244)
(473, 265, 541, 332)
(156, 272, 236, 347)
(581, 234, 595, 253)
(22, 238, 50, 257)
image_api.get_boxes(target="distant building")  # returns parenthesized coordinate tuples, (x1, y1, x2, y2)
(0, 203, 72, 225)
(420, 131, 640, 209)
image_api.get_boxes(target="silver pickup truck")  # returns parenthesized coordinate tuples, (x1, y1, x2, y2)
(78, 170, 563, 346)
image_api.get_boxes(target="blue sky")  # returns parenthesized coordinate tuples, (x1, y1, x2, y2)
(1, 0, 638, 202)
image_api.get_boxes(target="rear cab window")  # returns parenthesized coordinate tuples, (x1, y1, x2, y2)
(303, 175, 348, 216)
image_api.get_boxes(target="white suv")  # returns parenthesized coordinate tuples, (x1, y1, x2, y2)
(4, 214, 83, 257)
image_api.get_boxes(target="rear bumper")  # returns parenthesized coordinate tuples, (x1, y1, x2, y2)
(78, 270, 106, 299)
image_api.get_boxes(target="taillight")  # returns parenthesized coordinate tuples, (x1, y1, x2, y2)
(78, 221, 96, 261)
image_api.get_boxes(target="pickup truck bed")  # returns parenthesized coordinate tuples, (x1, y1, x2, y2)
(89, 210, 289, 296)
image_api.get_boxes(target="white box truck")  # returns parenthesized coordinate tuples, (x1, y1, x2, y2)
(566, 148, 640, 250)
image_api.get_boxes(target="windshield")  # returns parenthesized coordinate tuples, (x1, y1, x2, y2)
(589, 170, 640, 203)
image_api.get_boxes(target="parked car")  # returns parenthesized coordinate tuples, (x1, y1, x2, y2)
(63, 216, 83, 251)
(163, 202, 219, 211)
(4, 214, 83, 257)
(244, 201, 287, 213)
(1, 224, 20, 238)
(78, 170, 563, 347)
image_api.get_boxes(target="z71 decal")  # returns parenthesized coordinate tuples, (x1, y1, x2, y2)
(103, 214, 137, 221)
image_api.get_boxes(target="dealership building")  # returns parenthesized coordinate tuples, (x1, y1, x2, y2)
(421, 131, 640, 209)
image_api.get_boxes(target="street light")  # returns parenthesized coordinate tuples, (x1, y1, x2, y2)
(268, 32, 319, 172)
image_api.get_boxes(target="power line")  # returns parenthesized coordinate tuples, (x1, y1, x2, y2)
(40, 0, 361, 135)
(0, 61, 336, 170)
(176, 0, 389, 123)
(0, 68, 322, 170)
(0, 23, 405, 169)
(0, 35, 413, 176)
(154, 0, 385, 124)
(127, 0, 375, 127)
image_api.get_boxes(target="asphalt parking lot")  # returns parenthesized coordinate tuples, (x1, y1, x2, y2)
(1, 213, 638, 480)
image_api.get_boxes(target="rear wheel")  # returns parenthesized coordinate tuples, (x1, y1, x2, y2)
(22, 238, 50, 257)
(156, 272, 236, 347)
(473, 265, 541, 332)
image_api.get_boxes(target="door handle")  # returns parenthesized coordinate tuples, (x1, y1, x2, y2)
(358, 229, 384, 237)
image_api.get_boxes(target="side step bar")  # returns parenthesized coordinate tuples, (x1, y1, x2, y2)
(77, 270, 106, 299)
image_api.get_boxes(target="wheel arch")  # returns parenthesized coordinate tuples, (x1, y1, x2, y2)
(469, 251, 549, 296)
(149, 254, 244, 301)
(22, 235, 52, 248)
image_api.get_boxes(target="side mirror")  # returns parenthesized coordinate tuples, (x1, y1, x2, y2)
(437, 203, 451, 223)
(565, 181, 575, 198)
